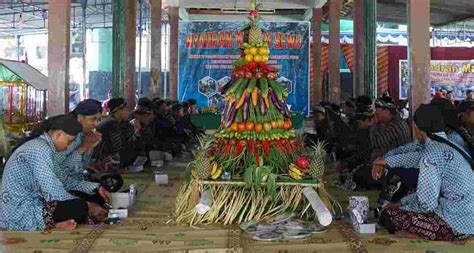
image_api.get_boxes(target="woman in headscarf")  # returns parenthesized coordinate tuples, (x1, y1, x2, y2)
(373, 98, 473, 203)
(377, 105, 474, 241)
(0, 114, 106, 231)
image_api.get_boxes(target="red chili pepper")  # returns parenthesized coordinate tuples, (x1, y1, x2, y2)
(275, 140, 284, 152)
(225, 143, 232, 156)
(254, 149, 260, 167)
(235, 142, 243, 156)
(262, 140, 270, 156)
(247, 140, 254, 155)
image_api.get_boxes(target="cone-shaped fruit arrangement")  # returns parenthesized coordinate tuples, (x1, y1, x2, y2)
(191, 1, 325, 184)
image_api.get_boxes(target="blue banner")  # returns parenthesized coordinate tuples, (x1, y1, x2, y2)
(178, 21, 310, 115)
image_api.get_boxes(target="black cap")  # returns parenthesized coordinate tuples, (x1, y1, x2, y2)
(345, 98, 356, 108)
(458, 101, 474, 113)
(413, 104, 445, 134)
(313, 105, 326, 114)
(135, 97, 154, 114)
(188, 99, 197, 105)
(44, 114, 82, 136)
(73, 99, 102, 116)
(375, 96, 396, 110)
(107, 98, 126, 114)
(172, 103, 183, 112)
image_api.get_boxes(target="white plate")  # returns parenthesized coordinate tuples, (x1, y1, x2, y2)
(240, 220, 259, 234)
(283, 229, 312, 240)
(252, 232, 283, 241)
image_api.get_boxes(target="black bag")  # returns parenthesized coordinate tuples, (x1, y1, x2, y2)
(89, 172, 124, 193)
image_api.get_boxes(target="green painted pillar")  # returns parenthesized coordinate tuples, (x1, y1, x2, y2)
(364, 0, 377, 99)
(112, 0, 125, 98)
(98, 29, 113, 71)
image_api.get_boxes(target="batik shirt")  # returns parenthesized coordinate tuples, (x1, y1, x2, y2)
(370, 117, 412, 160)
(389, 134, 474, 234)
(0, 134, 76, 231)
(384, 132, 471, 169)
(55, 132, 98, 195)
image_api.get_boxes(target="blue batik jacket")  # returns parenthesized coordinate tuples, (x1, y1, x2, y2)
(55, 132, 99, 195)
(386, 133, 474, 234)
(0, 134, 76, 231)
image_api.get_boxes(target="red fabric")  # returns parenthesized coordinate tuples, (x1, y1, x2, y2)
(386, 208, 469, 241)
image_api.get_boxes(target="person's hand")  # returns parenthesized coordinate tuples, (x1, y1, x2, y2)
(98, 186, 111, 204)
(87, 202, 108, 220)
(383, 202, 401, 211)
(82, 131, 102, 151)
(372, 157, 387, 180)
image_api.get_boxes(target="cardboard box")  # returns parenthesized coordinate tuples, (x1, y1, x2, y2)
(155, 173, 169, 185)
(108, 209, 128, 219)
(112, 193, 131, 209)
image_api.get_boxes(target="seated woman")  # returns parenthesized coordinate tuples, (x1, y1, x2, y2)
(0, 114, 106, 231)
(377, 105, 474, 241)
(373, 98, 472, 203)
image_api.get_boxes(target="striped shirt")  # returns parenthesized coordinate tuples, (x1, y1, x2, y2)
(370, 117, 412, 160)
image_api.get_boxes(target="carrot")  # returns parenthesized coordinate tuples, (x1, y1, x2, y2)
(264, 96, 270, 108)
(252, 87, 258, 107)
(235, 90, 248, 109)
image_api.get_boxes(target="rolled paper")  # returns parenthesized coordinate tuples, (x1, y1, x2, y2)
(196, 190, 212, 215)
(303, 187, 333, 226)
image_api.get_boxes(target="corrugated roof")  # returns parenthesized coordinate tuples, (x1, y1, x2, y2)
(0, 59, 48, 90)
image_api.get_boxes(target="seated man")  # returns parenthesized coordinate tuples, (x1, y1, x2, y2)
(132, 98, 156, 156)
(60, 99, 111, 205)
(377, 105, 474, 241)
(90, 98, 139, 174)
(338, 102, 375, 190)
(0, 114, 106, 231)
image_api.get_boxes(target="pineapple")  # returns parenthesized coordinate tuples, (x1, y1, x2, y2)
(249, 25, 263, 44)
(309, 142, 327, 178)
(193, 135, 214, 179)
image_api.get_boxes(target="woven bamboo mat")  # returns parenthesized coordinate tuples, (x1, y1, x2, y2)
(1, 170, 474, 252)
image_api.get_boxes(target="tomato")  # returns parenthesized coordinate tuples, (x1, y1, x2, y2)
(255, 123, 263, 133)
(267, 72, 277, 80)
(283, 121, 291, 129)
(277, 120, 285, 129)
(230, 122, 238, 132)
(238, 122, 246, 132)
(263, 122, 272, 132)
(245, 122, 255, 131)
(270, 120, 278, 129)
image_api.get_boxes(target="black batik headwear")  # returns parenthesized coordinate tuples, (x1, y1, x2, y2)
(44, 114, 83, 136)
(73, 99, 102, 116)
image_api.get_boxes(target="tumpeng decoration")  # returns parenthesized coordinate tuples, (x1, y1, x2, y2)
(175, 1, 340, 226)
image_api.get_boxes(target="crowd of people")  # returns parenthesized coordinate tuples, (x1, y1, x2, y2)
(0, 97, 200, 231)
(309, 93, 474, 241)
(0, 89, 473, 242)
